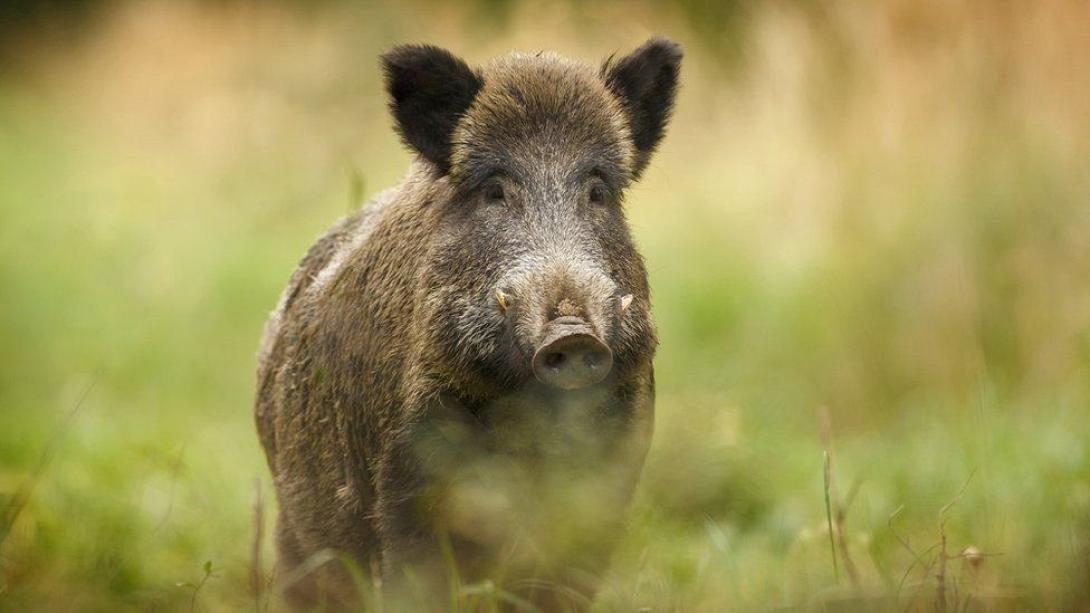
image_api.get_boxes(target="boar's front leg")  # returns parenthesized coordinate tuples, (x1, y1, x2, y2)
(374, 394, 485, 609)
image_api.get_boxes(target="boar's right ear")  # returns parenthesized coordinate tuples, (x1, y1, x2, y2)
(381, 44, 482, 174)
(602, 37, 683, 177)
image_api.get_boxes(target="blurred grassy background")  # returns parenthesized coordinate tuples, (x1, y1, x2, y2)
(1, 0, 1089, 610)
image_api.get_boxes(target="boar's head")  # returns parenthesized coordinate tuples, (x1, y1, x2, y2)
(382, 39, 681, 397)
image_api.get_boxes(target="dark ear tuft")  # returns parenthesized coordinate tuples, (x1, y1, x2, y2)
(602, 37, 683, 176)
(381, 44, 482, 173)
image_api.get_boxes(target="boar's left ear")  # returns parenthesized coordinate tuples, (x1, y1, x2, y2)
(602, 37, 683, 177)
(381, 44, 482, 174)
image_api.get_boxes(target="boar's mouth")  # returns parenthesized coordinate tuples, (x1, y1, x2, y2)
(531, 316, 613, 390)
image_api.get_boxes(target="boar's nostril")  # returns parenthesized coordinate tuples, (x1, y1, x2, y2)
(544, 351, 566, 369)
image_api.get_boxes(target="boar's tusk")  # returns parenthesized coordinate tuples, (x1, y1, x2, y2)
(495, 289, 509, 313)
(619, 294, 634, 313)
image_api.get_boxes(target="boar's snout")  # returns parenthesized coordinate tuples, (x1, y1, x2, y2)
(532, 316, 613, 390)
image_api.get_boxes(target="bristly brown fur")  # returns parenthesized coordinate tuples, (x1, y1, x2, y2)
(256, 38, 681, 611)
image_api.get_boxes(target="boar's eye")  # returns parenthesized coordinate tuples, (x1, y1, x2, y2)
(588, 183, 607, 205)
(484, 182, 505, 204)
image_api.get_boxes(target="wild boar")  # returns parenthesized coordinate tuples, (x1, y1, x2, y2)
(256, 37, 681, 610)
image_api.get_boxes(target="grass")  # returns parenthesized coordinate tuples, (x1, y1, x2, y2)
(1, 1, 1089, 611)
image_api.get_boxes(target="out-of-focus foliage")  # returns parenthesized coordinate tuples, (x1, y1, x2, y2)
(1, 1, 1088, 610)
